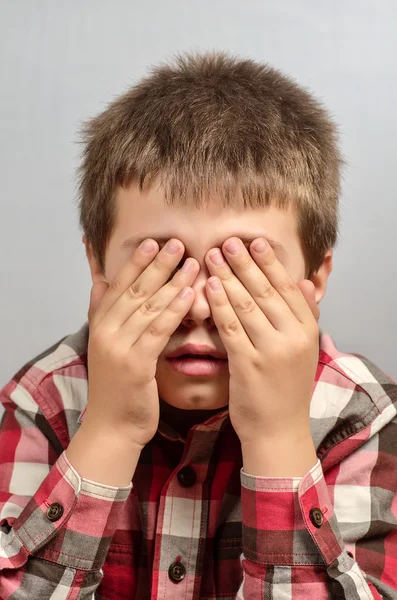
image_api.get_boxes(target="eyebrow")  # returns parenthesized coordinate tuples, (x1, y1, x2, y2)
(120, 234, 287, 256)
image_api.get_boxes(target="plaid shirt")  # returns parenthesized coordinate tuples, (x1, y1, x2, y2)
(0, 321, 396, 600)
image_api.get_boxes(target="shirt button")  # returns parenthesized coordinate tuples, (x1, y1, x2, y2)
(177, 465, 196, 487)
(309, 507, 324, 528)
(46, 502, 64, 522)
(168, 561, 186, 582)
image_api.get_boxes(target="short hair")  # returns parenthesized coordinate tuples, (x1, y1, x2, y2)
(76, 51, 343, 278)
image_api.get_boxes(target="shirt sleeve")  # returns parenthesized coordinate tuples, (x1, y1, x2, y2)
(237, 430, 397, 599)
(0, 377, 132, 599)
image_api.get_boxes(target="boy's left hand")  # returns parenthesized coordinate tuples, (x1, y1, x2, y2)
(205, 237, 320, 449)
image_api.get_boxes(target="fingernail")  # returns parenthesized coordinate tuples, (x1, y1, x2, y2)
(141, 239, 155, 253)
(208, 277, 222, 291)
(224, 239, 241, 254)
(252, 238, 268, 253)
(210, 250, 225, 265)
(165, 239, 181, 254)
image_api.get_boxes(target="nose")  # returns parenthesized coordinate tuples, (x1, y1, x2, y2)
(180, 261, 215, 328)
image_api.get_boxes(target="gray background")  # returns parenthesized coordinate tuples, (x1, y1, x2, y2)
(1, 0, 396, 417)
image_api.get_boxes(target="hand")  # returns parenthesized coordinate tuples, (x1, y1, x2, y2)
(204, 237, 320, 449)
(85, 238, 198, 449)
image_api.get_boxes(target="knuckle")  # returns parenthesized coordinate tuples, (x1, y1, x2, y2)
(236, 298, 256, 314)
(116, 349, 131, 368)
(169, 276, 182, 290)
(221, 270, 234, 282)
(273, 345, 288, 363)
(89, 327, 110, 352)
(258, 282, 275, 300)
(139, 298, 161, 316)
(147, 322, 163, 338)
(282, 278, 299, 293)
(154, 256, 172, 274)
(110, 277, 122, 292)
(239, 257, 253, 271)
(251, 355, 264, 371)
(220, 319, 240, 336)
(127, 281, 146, 300)
(294, 332, 311, 354)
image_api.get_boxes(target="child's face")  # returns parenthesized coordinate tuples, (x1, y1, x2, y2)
(85, 181, 332, 412)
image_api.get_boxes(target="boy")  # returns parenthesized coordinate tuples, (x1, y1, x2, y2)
(0, 51, 396, 599)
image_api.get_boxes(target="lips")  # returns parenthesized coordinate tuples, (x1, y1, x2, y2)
(166, 343, 227, 360)
(166, 355, 229, 376)
(179, 354, 221, 360)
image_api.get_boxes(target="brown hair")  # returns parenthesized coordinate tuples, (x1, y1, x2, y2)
(76, 51, 343, 279)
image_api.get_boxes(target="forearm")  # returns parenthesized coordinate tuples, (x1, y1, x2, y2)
(241, 432, 318, 477)
(66, 416, 143, 486)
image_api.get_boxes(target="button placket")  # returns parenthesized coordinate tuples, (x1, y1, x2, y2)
(168, 559, 186, 582)
(177, 465, 196, 487)
(165, 465, 196, 585)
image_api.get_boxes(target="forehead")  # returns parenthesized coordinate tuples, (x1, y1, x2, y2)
(113, 182, 299, 255)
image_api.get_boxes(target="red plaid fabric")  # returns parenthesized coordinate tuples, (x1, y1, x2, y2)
(0, 321, 396, 599)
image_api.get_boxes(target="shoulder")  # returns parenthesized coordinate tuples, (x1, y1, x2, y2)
(0, 322, 89, 442)
(313, 330, 397, 462)
(318, 330, 396, 405)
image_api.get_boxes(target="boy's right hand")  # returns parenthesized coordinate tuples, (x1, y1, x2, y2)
(84, 238, 198, 451)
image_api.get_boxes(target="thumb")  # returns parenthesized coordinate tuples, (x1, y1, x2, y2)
(88, 281, 109, 325)
(297, 279, 320, 322)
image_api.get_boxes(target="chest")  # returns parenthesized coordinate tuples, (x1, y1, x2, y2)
(98, 438, 244, 600)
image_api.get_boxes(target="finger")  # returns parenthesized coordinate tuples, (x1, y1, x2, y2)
(212, 274, 275, 347)
(206, 276, 257, 357)
(84, 238, 108, 285)
(88, 281, 109, 325)
(93, 239, 160, 324)
(132, 286, 195, 360)
(91, 264, 108, 285)
(95, 239, 190, 329)
(249, 239, 315, 324)
(297, 280, 320, 321)
(207, 245, 295, 333)
(117, 257, 199, 347)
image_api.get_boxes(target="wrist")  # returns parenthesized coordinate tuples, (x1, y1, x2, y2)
(81, 414, 147, 452)
(241, 433, 317, 477)
(66, 418, 143, 486)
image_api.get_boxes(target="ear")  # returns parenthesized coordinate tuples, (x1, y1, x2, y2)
(82, 235, 107, 284)
(309, 249, 333, 304)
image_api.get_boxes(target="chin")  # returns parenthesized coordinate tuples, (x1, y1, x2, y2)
(159, 394, 228, 411)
